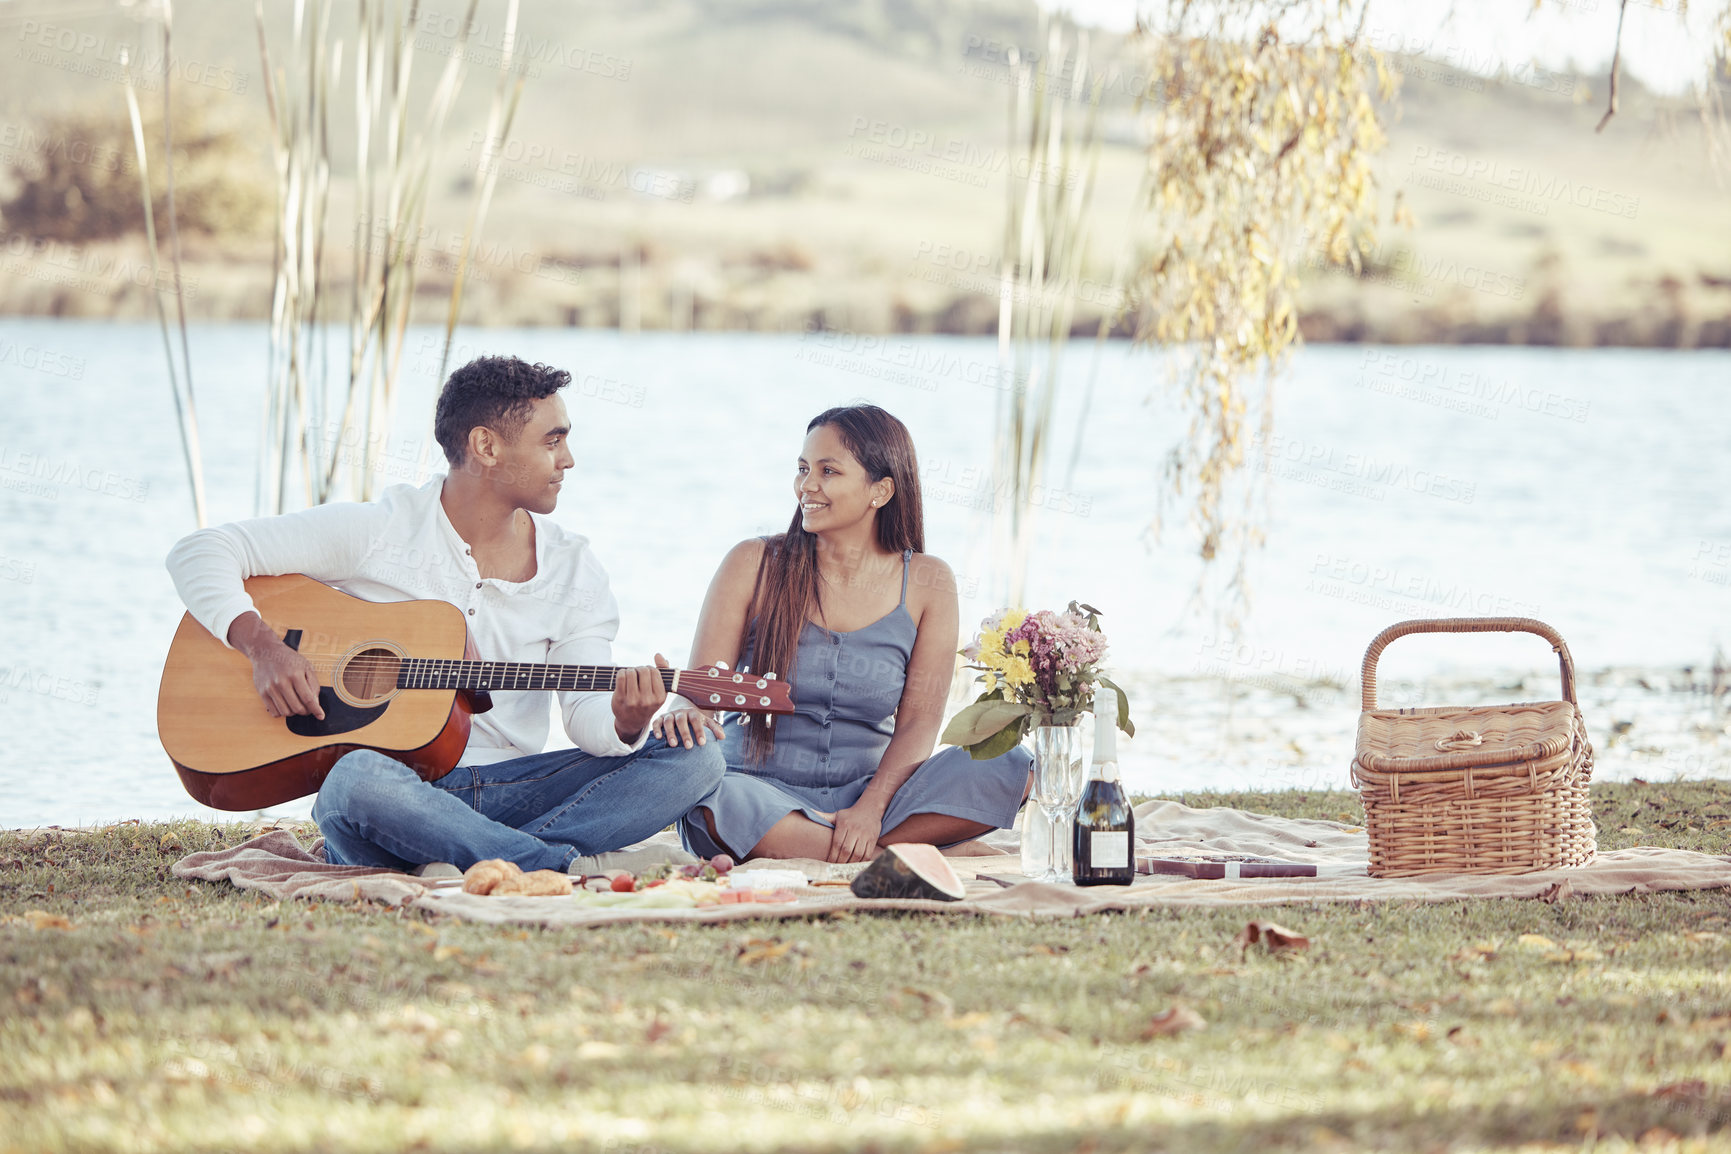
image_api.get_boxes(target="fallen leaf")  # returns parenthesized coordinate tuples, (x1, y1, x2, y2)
(1539, 880, 1574, 904)
(1636, 1127, 1680, 1147)
(1141, 1004, 1206, 1038)
(644, 1018, 672, 1045)
(735, 939, 794, 965)
(1652, 1080, 1708, 1100)
(575, 1041, 621, 1059)
(24, 911, 72, 931)
(1236, 920, 1310, 955)
(514, 1043, 551, 1070)
(432, 945, 463, 962)
(1517, 934, 1558, 951)
(946, 1011, 993, 1029)
(895, 987, 955, 1018)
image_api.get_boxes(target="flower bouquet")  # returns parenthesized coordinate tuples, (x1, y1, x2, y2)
(940, 601, 1133, 758)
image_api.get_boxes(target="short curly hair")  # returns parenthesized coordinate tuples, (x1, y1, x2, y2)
(434, 356, 571, 467)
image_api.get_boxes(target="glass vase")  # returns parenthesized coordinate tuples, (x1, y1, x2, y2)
(1030, 723, 1084, 883)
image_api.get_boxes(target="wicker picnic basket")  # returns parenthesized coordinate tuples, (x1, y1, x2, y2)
(1351, 617, 1596, 877)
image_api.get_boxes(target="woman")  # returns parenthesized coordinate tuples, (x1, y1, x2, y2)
(652, 404, 1031, 863)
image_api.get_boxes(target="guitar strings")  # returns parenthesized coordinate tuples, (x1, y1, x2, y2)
(287, 655, 774, 688)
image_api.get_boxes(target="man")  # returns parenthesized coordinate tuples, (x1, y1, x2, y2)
(166, 356, 723, 873)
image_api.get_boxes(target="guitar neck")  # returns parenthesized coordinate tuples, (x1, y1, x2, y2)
(398, 661, 677, 694)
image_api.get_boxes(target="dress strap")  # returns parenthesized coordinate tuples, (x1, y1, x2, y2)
(899, 548, 912, 605)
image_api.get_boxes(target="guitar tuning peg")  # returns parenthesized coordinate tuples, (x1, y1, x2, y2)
(765, 672, 777, 680)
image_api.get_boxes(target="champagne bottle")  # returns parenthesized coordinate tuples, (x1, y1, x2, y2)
(1072, 711, 1134, 885)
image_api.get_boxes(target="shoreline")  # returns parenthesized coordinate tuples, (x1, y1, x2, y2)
(2, 247, 1727, 348)
(11, 665, 1725, 832)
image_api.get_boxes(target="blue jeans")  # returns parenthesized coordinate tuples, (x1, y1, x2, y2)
(312, 735, 727, 872)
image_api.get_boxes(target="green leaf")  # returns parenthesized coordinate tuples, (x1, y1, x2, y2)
(1099, 675, 1134, 738)
(968, 716, 1029, 760)
(940, 698, 1031, 749)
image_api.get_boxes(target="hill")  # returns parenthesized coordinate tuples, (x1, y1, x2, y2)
(0, 0, 1726, 344)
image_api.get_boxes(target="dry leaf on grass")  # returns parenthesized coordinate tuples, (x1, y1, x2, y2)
(1545, 946, 1604, 963)
(894, 986, 955, 1018)
(735, 938, 794, 965)
(24, 911, 72, 931)
(1236, 920, 1309, 956)
(1517, 933, 1558, 951)
(1142, 1004, 1206, 1038)
(1651, 1079, 1709, 1100)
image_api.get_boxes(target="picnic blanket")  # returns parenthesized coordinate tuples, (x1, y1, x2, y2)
(170, 800, 1731, 926)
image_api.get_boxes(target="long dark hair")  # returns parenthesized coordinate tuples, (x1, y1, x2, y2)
(741, 405, 925, 763)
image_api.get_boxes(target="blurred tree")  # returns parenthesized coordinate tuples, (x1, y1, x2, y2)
(0, 97, 269, 242)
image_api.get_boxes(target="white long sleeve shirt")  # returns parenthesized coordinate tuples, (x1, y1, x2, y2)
(164, 477, 648, 763)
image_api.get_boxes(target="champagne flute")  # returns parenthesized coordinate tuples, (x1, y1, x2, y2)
(1032, 725, 1083, 883)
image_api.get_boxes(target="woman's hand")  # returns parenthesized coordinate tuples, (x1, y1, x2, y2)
(827, 798, 888, 863)
(651, 707, 726, 749)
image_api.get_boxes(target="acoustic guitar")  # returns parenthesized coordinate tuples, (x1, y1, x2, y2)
(157, 573, 793, 811)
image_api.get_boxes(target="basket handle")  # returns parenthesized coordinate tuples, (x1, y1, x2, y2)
(1360, 617, 1578, 712)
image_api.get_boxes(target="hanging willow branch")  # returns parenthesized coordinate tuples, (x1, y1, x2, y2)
(1128, 0, 1393, 626)
(1596, 0, 1631, 133)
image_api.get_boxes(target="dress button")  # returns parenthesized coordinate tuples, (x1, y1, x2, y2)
(827, 672, 835, 680)
(475, 582, 483, 589)
(467, 608, 476, 616)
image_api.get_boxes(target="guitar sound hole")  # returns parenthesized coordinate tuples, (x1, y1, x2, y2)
(341, 647, 401, 704)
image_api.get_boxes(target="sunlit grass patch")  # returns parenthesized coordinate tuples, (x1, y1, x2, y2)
(6, 784, 1731, 1152)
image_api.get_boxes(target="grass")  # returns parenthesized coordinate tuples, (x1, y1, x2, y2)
(6, 782, 1731, 1152)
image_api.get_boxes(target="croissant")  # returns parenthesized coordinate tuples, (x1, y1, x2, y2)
(461, 859, 572, 896)
(461, 858, 522, 895)
(494, 869, 573, 896)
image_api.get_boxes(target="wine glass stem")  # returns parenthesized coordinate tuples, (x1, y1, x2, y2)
(1049, 808, 1071, 883)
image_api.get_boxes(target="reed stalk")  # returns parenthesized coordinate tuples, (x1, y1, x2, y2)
(250, 0, 516, 513)
(121, 36, 208, 528)
(991, 13, 1103, 606)
(436, 0, 525, 386)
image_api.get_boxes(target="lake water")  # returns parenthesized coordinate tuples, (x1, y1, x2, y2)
(2, 320, 1727, 827)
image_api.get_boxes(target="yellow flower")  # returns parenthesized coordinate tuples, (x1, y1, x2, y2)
(982, 670, 999, 693)
(1002, 656, 1036, 688)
